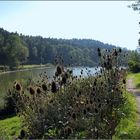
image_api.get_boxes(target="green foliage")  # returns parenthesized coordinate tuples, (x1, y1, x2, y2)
(0, 65, 9, 72)
(0, 28, 129, 68)
(114, 71, 140, 139)
(0, 116, 21, 140)
(128, 0, 140, 12)
(10, 48, 127, 139)
(0, 28, 29, 69)
(113, 91, 139, 139)
(128, 72, 140, 89)
(128, 51, 140, 73)
(2, 87, 19, 116)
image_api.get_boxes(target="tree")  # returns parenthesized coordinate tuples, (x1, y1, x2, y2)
(128, 51, 140, 73)
(128, 0, 140, 12)
(4, 35, 28, 68)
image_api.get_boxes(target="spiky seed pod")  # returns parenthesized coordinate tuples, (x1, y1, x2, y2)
(83, 109, 87, 115)
(72, 113, 76, 120)
(49, 99, 54, 104)
(97, 98, 100, 102)
(20, 129, 26, 139)
(65, 72, 69, 79)
(104, 62, 106, 68)
(108, 78, 110, 82)
(62, 75, 67, 84)
(36, 87, 41, 94)
(87, 107, 90, 112)
(29, 86, 35, 95)
(22, 91, 24, 94)
(77, 94, 79, 98)
(119, 48, 122, 53)
(90, 100, 93, 104)
(107, 100, 109, 104)
(116, 87, 119, 91)
(92, 93, 95, 97)
(97, 48, 100, 52)
(39, 108, 44, 114)
(98, 52, 101, 57)
(51, 81, 57, 93)
(42, 84, 47, 91)
(123, 79, 126, 84)
(95, 108, 98, 113)
(8, 89, 11, 95)
(114, 50, 118, 56)
(101, 82, 103, 85)
(55, 71, 59, 77)
(98, 104, 101, 108)
(107, 61, 110, 67)
(64, 126, 73, 137)
(113, 73, 116, 77)
(93, 87, 95, 91)
(94, 81, 97, 86)
(15, 82, 22, 92)
(56, 65, 62, 75)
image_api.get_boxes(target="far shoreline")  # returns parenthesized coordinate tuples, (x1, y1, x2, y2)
(0, 64, 55, 75)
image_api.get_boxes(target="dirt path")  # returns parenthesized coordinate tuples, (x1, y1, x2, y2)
(126, 78, 140, 126)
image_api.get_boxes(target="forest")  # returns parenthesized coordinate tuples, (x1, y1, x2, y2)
(0, 28, 129, 69)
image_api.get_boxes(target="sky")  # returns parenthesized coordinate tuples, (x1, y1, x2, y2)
(0, 1, 139, 50)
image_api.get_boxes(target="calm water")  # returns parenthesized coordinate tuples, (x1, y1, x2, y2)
(0, 66, 97, 107)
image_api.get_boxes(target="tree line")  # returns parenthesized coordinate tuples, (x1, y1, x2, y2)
(0, 28, 129, 69)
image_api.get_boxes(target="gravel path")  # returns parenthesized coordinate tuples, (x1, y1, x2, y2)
(126, 78, 140, 126)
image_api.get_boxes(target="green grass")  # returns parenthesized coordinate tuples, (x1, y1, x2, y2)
(0, 116, 21, 140)
(18, 63, 54, 70)
(113, 73, 140, 139)
(127, 73, 140, 88)
(113, 91, 140, 139)
(18, 64, 46, 69)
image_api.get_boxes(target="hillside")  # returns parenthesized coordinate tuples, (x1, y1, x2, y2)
(0, 27, 128, 68)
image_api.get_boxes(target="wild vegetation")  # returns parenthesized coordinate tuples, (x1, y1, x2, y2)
(128, 51, 140, 73)
(3, 48, 127, 139)
(114, 91, 140, 139)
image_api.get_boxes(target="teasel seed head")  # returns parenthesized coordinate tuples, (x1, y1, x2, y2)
(15, 82, 22, 92)
(20, 129, 26, 139)
(36, 87, 41, 94)
(64, 126, 73, 137)
(56, 65, 62, 75)
(42, 83, 47, 91)
(51, 81, 57, 93)
(29, 86, 35, 95)
(72, 112, 76, 120)
(123, 79, 126, 84)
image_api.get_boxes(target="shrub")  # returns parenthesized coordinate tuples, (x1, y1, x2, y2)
(128, 51, 140, 73)
(11, 48, 127, 139)
(128, 60, 140, 73)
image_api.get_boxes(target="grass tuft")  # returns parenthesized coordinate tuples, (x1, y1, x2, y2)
(0, 116, 21, 140)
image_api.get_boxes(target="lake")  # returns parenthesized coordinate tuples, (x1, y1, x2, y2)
(0, 66, 97, 108)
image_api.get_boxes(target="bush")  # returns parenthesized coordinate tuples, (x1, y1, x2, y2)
(128, 60, 140, 73)
(0, 65, 9, 72)
(11, 48, 127, 139)
(0, 82, 22, 119)
(128, 51, 140, 73)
